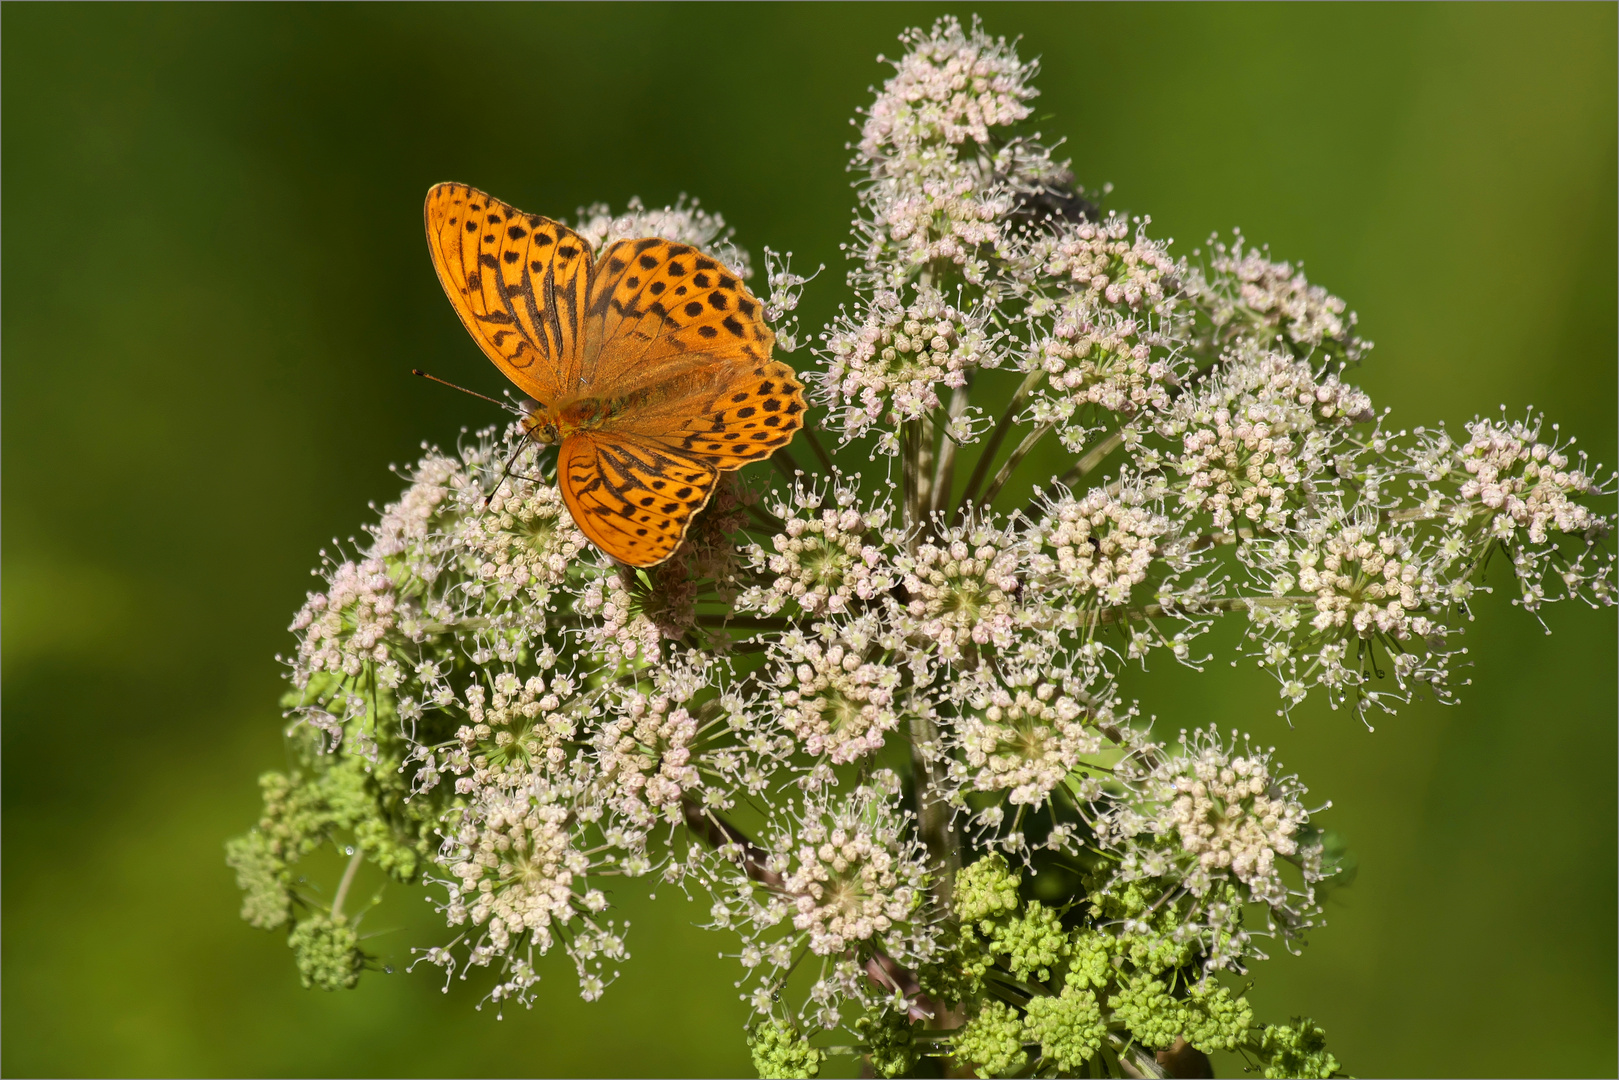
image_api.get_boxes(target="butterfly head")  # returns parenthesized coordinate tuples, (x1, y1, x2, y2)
(519, 404, 562, 445)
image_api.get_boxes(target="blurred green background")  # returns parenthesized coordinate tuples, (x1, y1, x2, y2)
(3, 3, 1614, 1076)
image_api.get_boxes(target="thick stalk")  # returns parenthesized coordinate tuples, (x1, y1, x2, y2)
(901, 414, 961, 912)
(912, 418, 936, 530)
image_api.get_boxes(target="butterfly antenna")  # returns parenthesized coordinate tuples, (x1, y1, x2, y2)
(411, 369, 522, 414)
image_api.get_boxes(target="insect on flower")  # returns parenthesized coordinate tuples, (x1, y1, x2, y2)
(424, 183, 807, 567)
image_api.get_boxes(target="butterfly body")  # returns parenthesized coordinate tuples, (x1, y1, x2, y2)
(425, 183, 805, 567)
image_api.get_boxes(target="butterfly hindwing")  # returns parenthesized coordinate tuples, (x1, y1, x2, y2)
(557, 431, 720, 566)
(425, 183, 591, 404)
(650, 359, 807, 471)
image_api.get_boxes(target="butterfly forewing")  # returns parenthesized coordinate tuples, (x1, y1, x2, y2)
(425, 183, 591, 404)
(583, 239, 807, 470)
(584, 239, 773, 382)
(557, 431, 720, 566)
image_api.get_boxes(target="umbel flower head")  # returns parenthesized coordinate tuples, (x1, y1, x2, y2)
(230, 13, 1613, 1077)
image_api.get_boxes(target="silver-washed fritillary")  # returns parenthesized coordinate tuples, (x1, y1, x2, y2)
(424, 183, 806, 567)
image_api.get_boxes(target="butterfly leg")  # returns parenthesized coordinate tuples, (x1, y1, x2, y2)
(484, 437, 552, 505)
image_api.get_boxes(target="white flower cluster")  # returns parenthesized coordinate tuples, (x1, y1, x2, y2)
(859, 20, 1035, 161)
(1294, 518, 1436, 639)
(464, 480, 587, 604)
(951, 669, 1101, 807)
(1184, 231, 1366, 362)
(246, 18, 1615, 1059)
(1028, 483, 1173, 607)
(739, 472, 896, 615)
(1025, 213, 1177, 311)
(575, 194, 752, 280)
(770, 618, 903, 765)
(596, 668, 705, 830)
(782, 785, 927, 957)
(897, 517, 1021, 664)
(823, 287, 994, 439)
(1099, 726, 1325, 971)
(1414, 413, 1616, 613)
(289, 557, 395, 679)
(695, 779, 937, 1031)
(1026, 306, 1174, 427)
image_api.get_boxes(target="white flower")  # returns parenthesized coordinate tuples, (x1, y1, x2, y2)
(770, 618, 903, 763)
(896, 515, 1021, 664)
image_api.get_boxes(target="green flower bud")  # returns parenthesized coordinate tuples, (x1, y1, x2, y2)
(224, 830, 290, 930)
(749, 1019, 823, 1080)
(1107, 972, 1180, 1050)
(955, 853, 1021, 924)
(1065, 928, 1114, 992)
(1118, 907, 1196, 975)
(856, 1011, 919, 1079)
(1254, 1018, 1340, 1079)
(287, 914, 365, 991)
(952, 999, 1028, 1077)
(1182, 981, 1255, 1054)
(988, 899, 1069, 982)
(1024, 985, 1105, 1070)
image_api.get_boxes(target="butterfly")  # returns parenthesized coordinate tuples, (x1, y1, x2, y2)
(424, 183, 806, 567)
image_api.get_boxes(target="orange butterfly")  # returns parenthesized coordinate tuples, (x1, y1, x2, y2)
(424, 183, 805, 567)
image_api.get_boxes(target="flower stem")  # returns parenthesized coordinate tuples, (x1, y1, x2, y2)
(331, 846, 364, 923)
(1057, 427, 1127, 488)
(955, 367, 1045, 518)
(900, 412, 962, 911)
(800, 425, 837, 475)
(979, 422, 1054, 508)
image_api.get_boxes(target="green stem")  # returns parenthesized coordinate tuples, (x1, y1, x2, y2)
(1056, 427, 1126, 488)
(979, 422, 1054, 509)
(331, 847, 364, 923)
(900, 404, 960, 910)
(956, 367, 1046, 518)
(800, 424, 836, 475)
(695, 615, 789, 630)
(1016, 594, 1313, 633)
(908, 710, 959, 914)
(772, 451, 800, 486)
(915, 418, 936, 529)
(1109, 1031, 1168, 1079)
